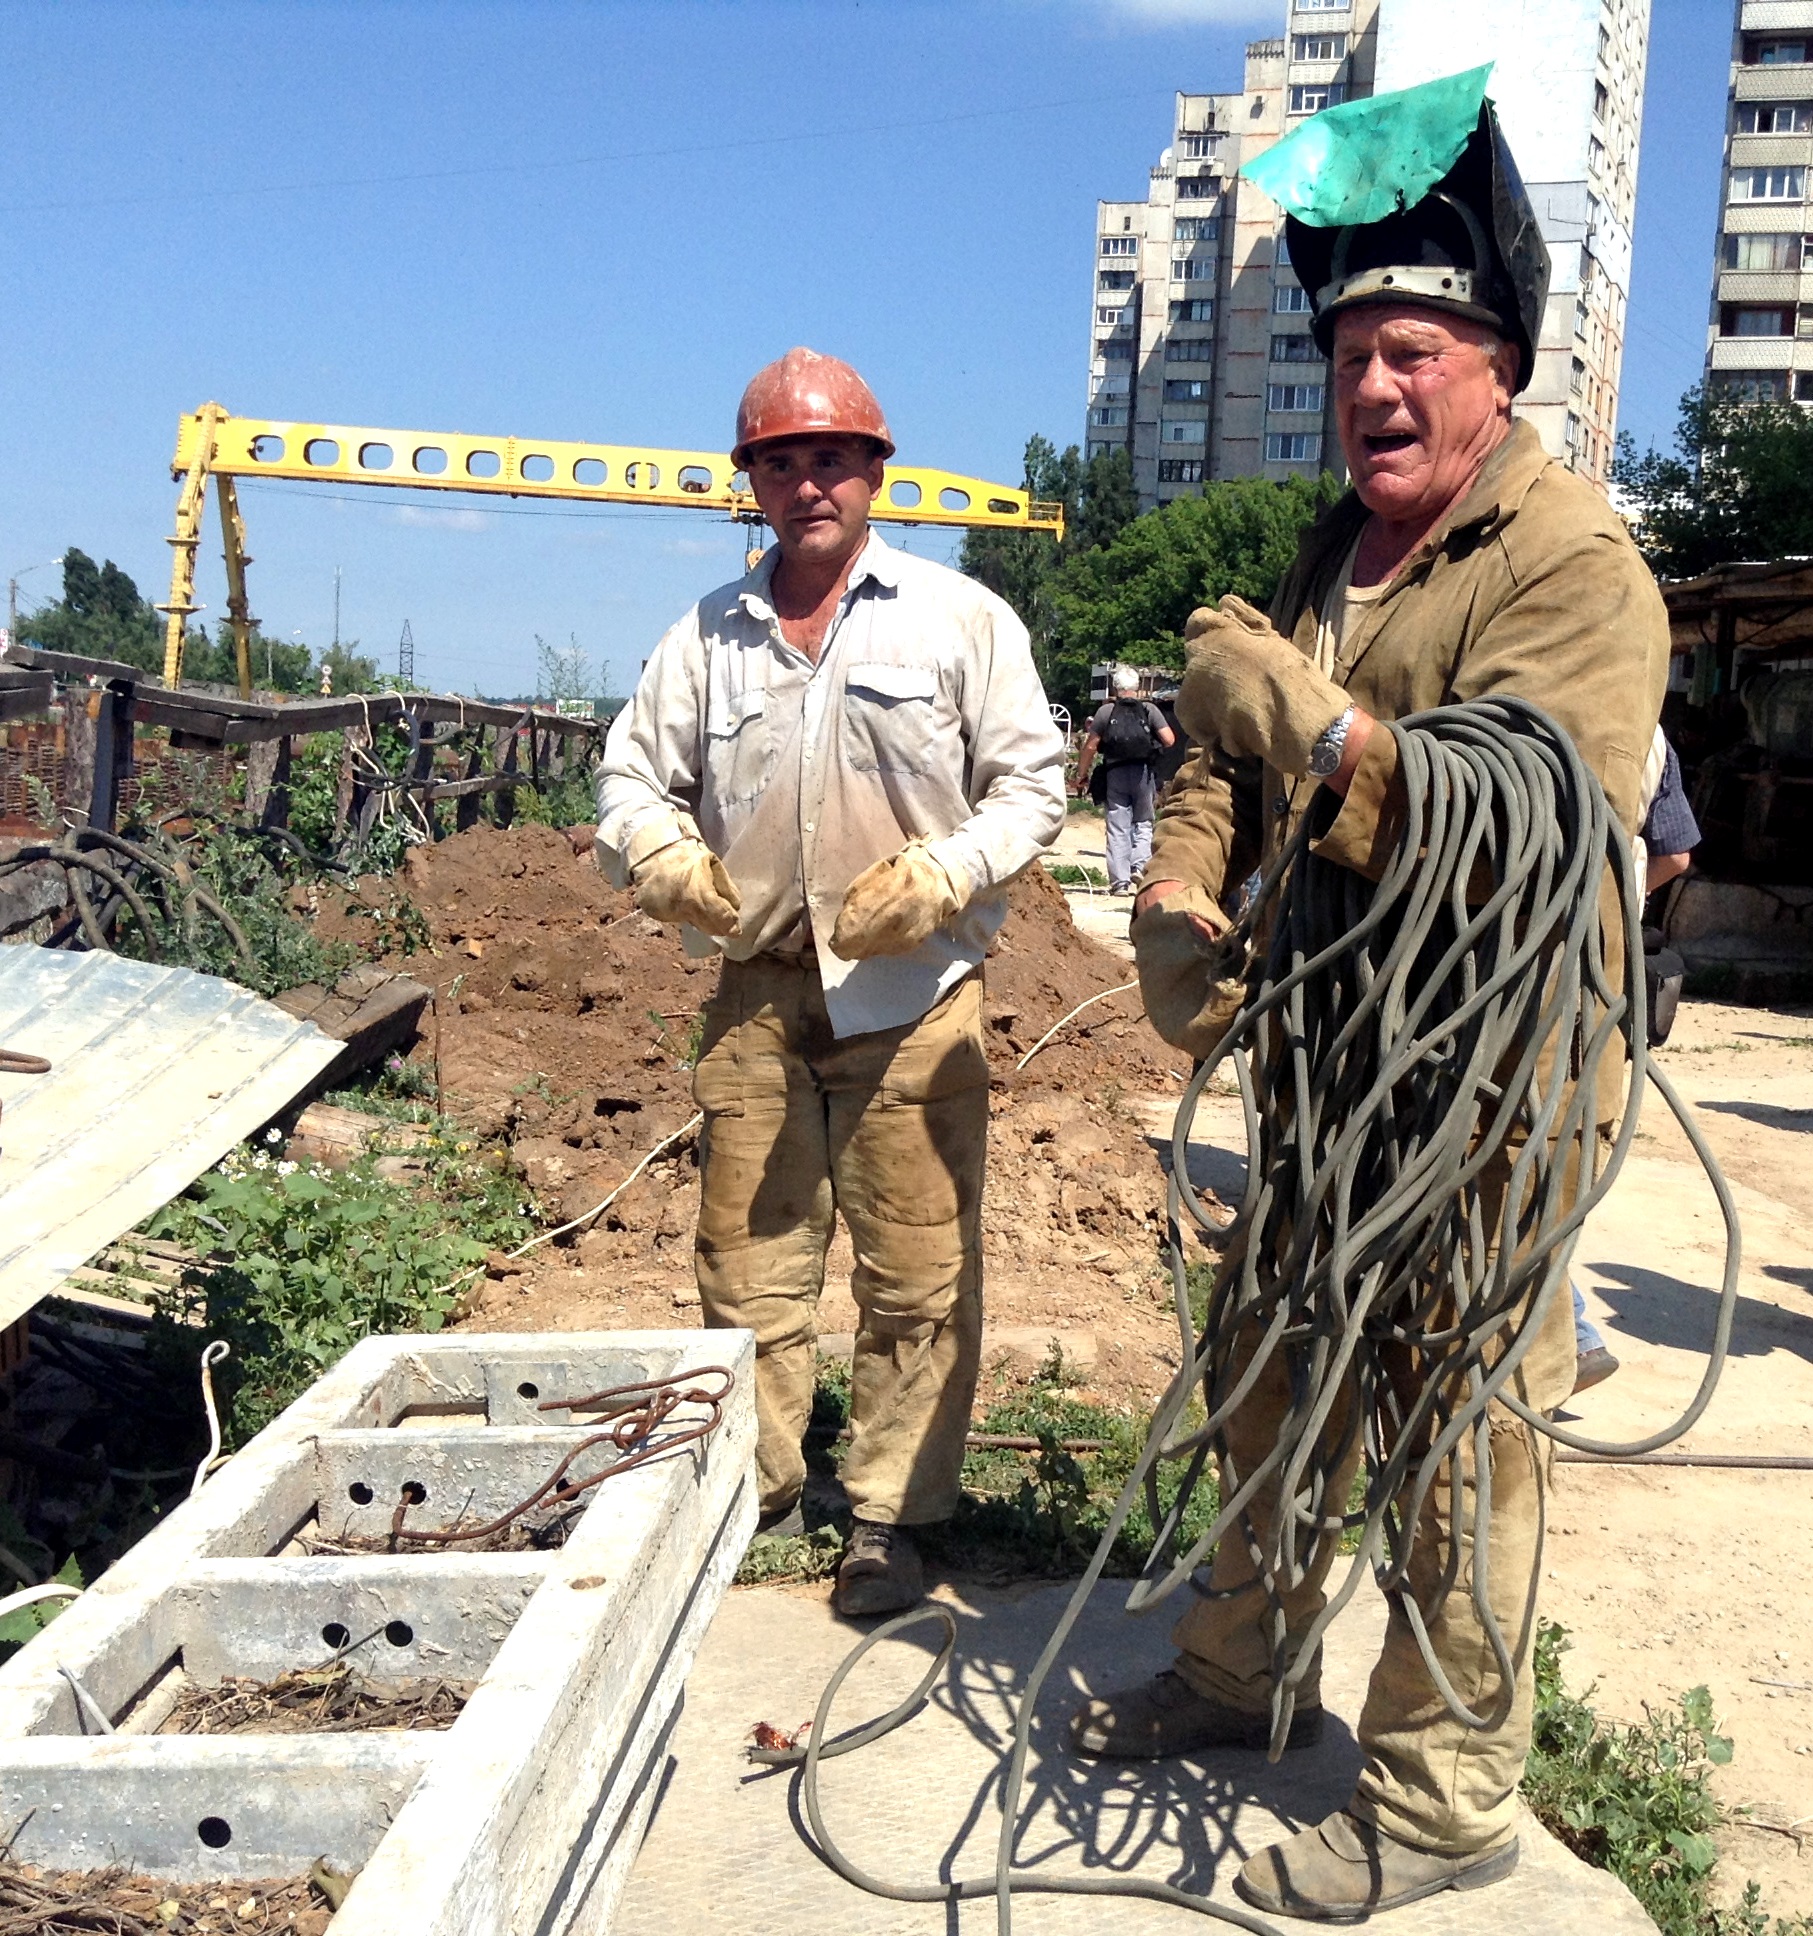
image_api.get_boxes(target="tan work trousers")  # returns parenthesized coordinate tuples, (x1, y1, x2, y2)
(691, 955, 989, 1524)
(1171, 1165, 1577, 1855)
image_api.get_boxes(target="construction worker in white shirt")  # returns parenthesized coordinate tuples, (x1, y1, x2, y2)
(595, 348, 1067, 1616)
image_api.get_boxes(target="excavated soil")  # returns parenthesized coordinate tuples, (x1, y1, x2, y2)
(322, 823, 1210, 1413)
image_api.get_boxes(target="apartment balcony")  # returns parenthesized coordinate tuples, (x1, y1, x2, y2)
(1709, 335, 1803, 369)
(1718, 270, 1804, 301)
(1730, 132, 1813, 165)
(1735, 62, 1813, 99)
(1740, 1, 1813, 32)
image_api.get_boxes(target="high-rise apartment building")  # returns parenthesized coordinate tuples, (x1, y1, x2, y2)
(1704, 1, 1813, 405)
(1087, 0, 1649, 510)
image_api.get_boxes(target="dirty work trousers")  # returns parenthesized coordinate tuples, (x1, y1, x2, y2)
(1104, 762, 1157, 893)
(691, 955, 989, 1525)
(1168, 1165, 1577, 1856)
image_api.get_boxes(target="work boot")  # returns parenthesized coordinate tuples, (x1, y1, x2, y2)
(753, 1499, 805, 1539)
(833, 1519, 924, 1617)
(1068, 1669, 1324, 1759)
(1573, 1345, 1620, 1394)
(1235, 1810, 1518, 1922)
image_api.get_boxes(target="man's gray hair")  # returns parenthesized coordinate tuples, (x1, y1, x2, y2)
(1112, 666, 1140, 695)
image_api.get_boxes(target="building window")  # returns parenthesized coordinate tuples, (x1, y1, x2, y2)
(1166, 336, 1215, 361)
(1570, 356, 1586, 394)
(1731, 167, 1806, 200)
(1170, 298, 1214, 323)
(1100, 236, 1138, 256)
(1575, 298, 1589, 338)
(1158, 459, 1205, 484)
(1096, 305, 1131, 327)
(1714, 371, 1790, 401)
(1796, 373, 1813, 402)
(1294, 0, 1346, 11)
(1722, 305, 1795, 336)
(1174, 216, 1220, 243)
(1289, 83, 1346, 114)
(1751, 38, 1810, 65)
(1270, 333, 1321, 363)
(1274, 284, 1312, 313)
(1162, 419, 1207, 443)
(1177, 176, 1219, 199)
(1087, 440, 1121, 460)
(1724, 232, 1798, 271)
(1098, 337, 1135, 359)
(1098, 269, 1136, 290)
(1165, 378, 1209, 401)
(1180, 133, 1223, 158)
(1291, 34, 1345, 59)
(1265, 432, 1322, 462)
(1267, 382, 1325, 412)
(1738, 102, 1813, 134)
(1172, 257, 1215, 281)
(1090, 405, 1129, 427)
(1589, 136, 1607, 176)
(1593, 80, 1609, 121)
(1564, 411, 1579, 448)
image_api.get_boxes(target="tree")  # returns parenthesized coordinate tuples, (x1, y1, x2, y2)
(959, 437, 1144, 693)
(18, 548, 165, 669)
(1613, 384, 1813, 580)
(536, 632, 595, 704)
(1040, 473, 1340, 716)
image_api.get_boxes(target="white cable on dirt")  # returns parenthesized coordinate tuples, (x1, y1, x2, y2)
(1015, 981, 1138, 1070)
(431, 1112, 707, 1305)
(191, 1340, 231, 1498)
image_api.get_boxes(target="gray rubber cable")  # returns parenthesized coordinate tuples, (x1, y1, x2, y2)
(754, 697, 1739, 1933)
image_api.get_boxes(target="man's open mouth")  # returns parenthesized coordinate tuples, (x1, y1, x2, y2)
(1362, 433, 1418, 456)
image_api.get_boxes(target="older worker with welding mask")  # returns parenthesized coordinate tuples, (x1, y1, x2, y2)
(1067, 75, 1671, 1920)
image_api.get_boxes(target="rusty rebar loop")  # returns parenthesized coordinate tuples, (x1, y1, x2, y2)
(385, 1366, 735, 1548)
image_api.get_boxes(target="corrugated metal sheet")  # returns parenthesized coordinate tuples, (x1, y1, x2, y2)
(0, 947, 341, 1329)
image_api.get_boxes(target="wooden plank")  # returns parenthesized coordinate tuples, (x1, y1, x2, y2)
(271, 966, 433, 1093)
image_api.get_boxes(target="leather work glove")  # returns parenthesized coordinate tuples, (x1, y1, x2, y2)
(1178, 594, 1348, 778)
(1132, 883, 1250, 1061)
(632, 836, 742, 937)
(830, 840, 966, 960)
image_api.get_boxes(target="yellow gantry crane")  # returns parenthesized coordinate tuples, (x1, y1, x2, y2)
(160, 403, 1067, 694)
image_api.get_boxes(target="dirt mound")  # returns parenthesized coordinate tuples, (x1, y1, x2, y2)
(333, 824, 1203, 1410)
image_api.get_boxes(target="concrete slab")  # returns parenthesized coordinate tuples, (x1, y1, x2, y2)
(623, 1579, 1654, 1934)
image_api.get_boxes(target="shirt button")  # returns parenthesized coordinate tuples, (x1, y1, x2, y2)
(1273, 795, 1288, 817)
(804, 820, 816, 833)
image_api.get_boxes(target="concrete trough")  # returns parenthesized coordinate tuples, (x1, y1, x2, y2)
(0, 1329, 755, 1935)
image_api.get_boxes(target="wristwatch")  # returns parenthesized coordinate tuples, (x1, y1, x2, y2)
(1308, 705, 1357, 779)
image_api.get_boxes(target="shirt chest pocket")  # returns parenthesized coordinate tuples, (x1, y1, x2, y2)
(704, 686, 772, 804)
(841, 662, 940, 778)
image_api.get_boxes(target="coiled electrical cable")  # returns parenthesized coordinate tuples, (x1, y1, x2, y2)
(755, 696, 1740, 1934)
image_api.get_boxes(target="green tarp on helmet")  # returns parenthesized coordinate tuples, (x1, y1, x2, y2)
(1241, 66, 1551, 395)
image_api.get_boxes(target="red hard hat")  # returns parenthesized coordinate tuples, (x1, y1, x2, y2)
(731, 347, 895, 469)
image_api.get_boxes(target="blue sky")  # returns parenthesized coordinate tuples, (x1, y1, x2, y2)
(0, 0, 1730, 700)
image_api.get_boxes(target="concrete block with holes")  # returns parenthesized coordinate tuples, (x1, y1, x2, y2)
(0, 1328, 756, 1935)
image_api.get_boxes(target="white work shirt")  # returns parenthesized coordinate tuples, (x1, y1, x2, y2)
(596, 531, 1066, 1038)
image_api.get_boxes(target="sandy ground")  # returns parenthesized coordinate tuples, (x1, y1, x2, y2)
(1168, 999, 1813, 1918)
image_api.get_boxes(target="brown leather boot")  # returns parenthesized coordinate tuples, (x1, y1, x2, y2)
(833, 1520, 925, 1618)
(1068, 1669, 1324, 1759)
(1235, 1809, 1518, 1922)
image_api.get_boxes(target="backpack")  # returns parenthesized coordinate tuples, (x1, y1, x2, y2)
(1098, 699, 1158, 768)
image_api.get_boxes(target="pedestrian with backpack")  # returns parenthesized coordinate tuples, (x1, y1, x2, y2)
(1073, 667, 1176, 893)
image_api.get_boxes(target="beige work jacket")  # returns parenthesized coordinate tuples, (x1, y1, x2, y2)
(1150, 419, 1670, 926)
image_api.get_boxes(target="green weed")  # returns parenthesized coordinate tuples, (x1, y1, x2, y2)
(1525, 1623, 1812, 1936)
(1045, 861, 1109, 888)
(144, 1131, 534, 1445)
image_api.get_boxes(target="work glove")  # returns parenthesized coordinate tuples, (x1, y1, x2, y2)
(830, 840, 966, 960)
(1178, 594, 1349, 778)
(1132, 884, 1249, 1061)
(632, 835, 741, 937)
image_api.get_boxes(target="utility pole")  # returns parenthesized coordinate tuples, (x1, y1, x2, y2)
(398, 618, 415, 686)
(6, 558, 62, 649)
(332, 566, 342, 654)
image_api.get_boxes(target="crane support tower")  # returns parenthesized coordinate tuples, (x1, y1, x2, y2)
(159, 403, 1067, 695)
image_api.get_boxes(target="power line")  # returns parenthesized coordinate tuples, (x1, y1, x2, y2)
(0, 89, 1160, 219)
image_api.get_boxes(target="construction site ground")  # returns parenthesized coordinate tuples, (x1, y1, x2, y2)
(332, 822, 1813, 1922)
